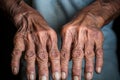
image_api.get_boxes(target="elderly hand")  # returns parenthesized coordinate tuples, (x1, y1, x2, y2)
(11, 2, 61, 80)
(61, 12, 104, 80)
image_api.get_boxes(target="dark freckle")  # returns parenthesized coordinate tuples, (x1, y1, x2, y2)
(63, 53, 65, 57)
(61, 52, 66, 58)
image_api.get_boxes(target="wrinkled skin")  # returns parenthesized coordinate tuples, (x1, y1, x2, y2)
(0, 0, 119, 80)
(11, 2, 61, 80)
(61, 13, 104, 80)
(60, 0, 120, 79)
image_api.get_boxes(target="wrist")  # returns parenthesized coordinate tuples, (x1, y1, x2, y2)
(10, 1, 33, 17)
(84, 0, 120, 27)
(9, 1, 38, 28)
(0, 0, 22, 16)
(87, 13, 105, 29)
(1, 0, 35, 20)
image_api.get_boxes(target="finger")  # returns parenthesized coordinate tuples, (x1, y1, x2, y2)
(72, 33, 84, 80)
(47, 31, 61, 80)
(94, 32, 104, 73)
(84, 39, 95, 80)
(36, 32, 49, 80)
(61, 31, 73, 80)
(11, 34, 25, 75)
(72, 48, 84, 80)
(25, 34, 36, 80)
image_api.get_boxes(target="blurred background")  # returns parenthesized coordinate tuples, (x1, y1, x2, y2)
(0, 1, 120, 79)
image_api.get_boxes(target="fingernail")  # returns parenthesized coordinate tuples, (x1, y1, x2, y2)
(97, 67, 101, 73)
(73, 76, 79, 80)
(86, 72, 92, 80)
(12, 67, 18, 74)
(62, 72, 66, 79)
(29, 73, 35, 80)
(53, 72, 60, 80)
(41, 76, 47, 80)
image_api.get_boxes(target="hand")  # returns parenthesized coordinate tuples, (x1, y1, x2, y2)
(61, 13, 104, 80)
(11, 2, 61, 80)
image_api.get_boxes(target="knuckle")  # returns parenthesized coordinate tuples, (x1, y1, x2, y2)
(78, 27, 86, 34)
(14, 39, 25, 51)
(25, 50, 36, 59)
(12, 49, 22, 57)
(37, 31, 48, 42)
(96, 48, 103, 57)
(49, 49, 60, 59)
(61, 29, 74, 40)
(48, 29, 56, 35)
(85, 50, 95, 58)
(72, 48, 84, 59)
(38, 30, 47, 36)
(37, 50, 48, 61)
(14, 34, 23, 43)
(48, 29, 57, 40)
(61, 25, 73, 35)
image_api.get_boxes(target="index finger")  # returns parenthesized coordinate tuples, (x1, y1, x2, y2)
(61, 31, 73, 80)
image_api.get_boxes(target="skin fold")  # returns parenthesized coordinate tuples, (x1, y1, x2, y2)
(0, 0, 120, 80)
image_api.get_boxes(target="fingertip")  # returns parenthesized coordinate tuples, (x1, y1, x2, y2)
(61, 72, 66, 80)
(12, 67, 19, 75)
(61, 63, 68, 80)
(73, 76, 79, 80)
(27, 72, 35, 80)
(86, 72, 93, 80)
(96, 67, 102, 73)
(53, 72, 61, 80)
(40, 76, 47, 80)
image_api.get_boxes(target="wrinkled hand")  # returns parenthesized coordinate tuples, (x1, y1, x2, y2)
(61, 13, 104, 80)
(11, 8, 61, 80)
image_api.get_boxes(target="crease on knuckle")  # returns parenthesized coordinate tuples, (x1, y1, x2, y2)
(12, 49, 22, 57)
(37, 50, 48, 62)
(96, 48, 103, 57)
(49, 49, 60, 60)
(72, 48, 84, 59)
(25, 50, 36, 60)
(85, 50, 95, 58)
